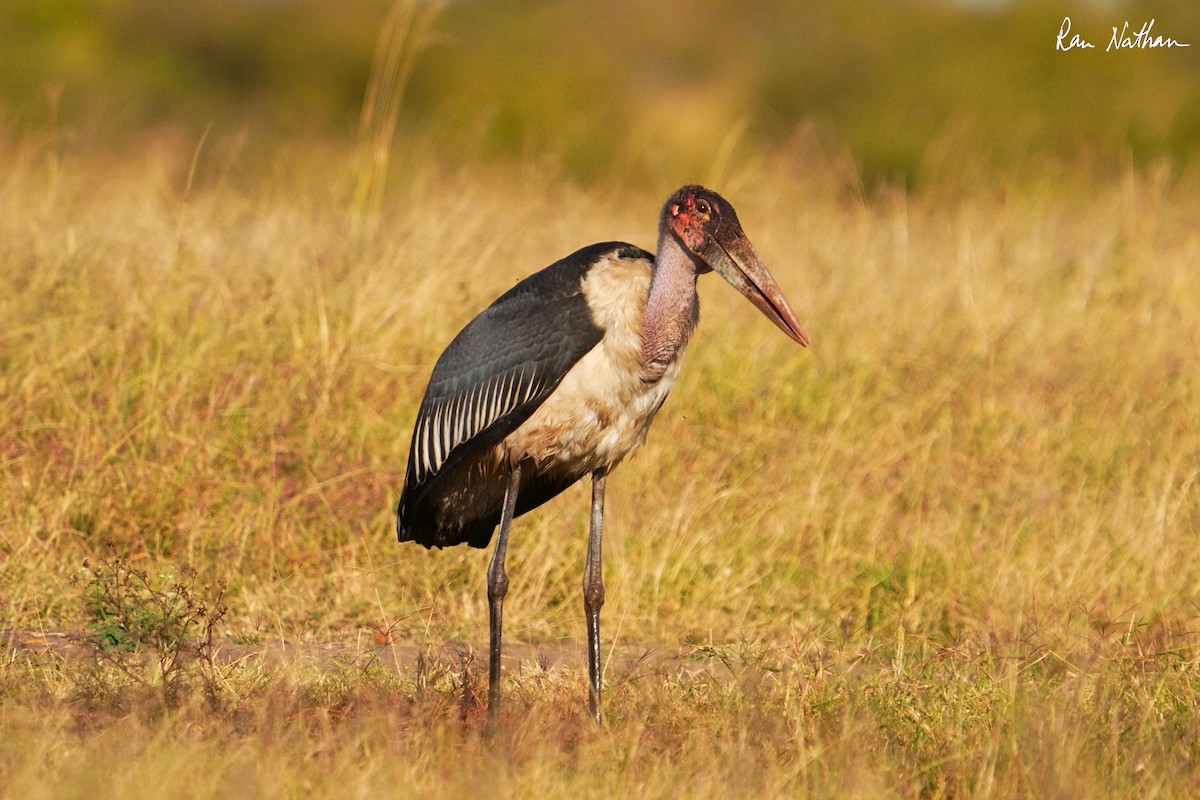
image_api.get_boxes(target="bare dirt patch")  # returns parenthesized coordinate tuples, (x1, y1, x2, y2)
(3, 628, 702, 677)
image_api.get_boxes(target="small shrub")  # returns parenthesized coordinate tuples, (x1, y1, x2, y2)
(78, 546, 228, 706)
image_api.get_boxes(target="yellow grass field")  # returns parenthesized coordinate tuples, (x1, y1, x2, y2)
(2, 123, 1199, 797)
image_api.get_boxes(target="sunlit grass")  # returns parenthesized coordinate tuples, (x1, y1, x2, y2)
(4, 631, 1200, 798)
(2, 129, 1199, 796)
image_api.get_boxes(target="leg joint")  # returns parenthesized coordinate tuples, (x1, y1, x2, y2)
(582, 571, 605, 610)
(489, 570, 509, 602)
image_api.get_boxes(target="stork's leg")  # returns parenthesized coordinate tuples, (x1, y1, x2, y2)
(486, 462, 522, 734)
(583, 468, 608, 725)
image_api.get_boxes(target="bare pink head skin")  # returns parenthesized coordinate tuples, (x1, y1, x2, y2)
(663, 185, 809, 347)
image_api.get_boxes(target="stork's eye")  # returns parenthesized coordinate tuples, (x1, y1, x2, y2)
(695, 199, 711, 216)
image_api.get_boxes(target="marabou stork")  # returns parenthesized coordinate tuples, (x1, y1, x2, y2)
(396, 185, 807, 727)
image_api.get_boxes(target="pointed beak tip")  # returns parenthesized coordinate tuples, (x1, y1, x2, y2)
(785, 323, 809, 348)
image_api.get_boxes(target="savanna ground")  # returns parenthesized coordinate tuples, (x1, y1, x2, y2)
(2, 125, 1198, 797)
(2, 2, 1200, 795)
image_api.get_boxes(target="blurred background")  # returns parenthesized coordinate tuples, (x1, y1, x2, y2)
(2, 0, 1197, 189)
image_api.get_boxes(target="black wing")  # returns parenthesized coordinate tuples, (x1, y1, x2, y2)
(397, 242, 652, 546)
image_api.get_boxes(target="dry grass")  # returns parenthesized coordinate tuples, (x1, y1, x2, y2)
(2, 126, 1199, 797)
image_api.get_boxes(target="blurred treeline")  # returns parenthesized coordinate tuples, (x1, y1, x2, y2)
(2, 0, 1198, 186)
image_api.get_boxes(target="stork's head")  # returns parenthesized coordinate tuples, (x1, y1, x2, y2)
(663, 185, 808, 346)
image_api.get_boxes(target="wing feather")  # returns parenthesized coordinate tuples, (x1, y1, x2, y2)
(410, 361, 539, 485)
(396, 241, 655, 547)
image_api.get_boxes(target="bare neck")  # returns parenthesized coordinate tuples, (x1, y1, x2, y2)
(640, 232, 700, 381)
